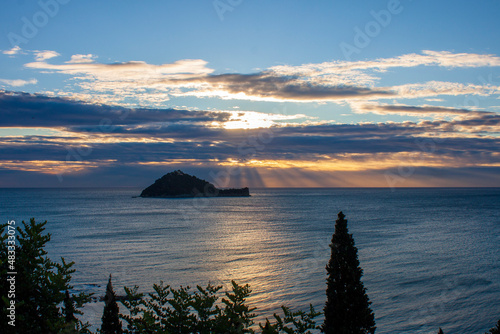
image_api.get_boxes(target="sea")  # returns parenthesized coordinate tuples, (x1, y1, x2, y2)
(1, 187, 499, 333)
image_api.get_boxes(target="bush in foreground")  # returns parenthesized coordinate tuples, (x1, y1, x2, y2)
(119, 279, 321, 333)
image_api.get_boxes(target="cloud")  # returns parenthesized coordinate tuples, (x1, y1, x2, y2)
(2, 50, 500, 186)
(442, 113, 500, 133)
(25, 58, 214, 79)
(0, 91, 499, 187)
(251, 51, 500, 101)
(270, 50, 500, 76)
(391, 81, 500, 99)
(418, 50, 500, 68)
(352, 102, 491, 117)
(34, 50, 60, 62)
(21, 50, 500, 106)
(0, 91, 230, 128)
(66, 54, 97, 64)
(0, 91, 312, 133)
(0, 79, 38, 87)
(214, 152, 500, 171)
(349, 102, 500, 133)
(2, 130, 498, 165)
(1, 110, 497, 160)
(211, 110, 311, 129)
(174, 72, 393, 102)
(2, 90, 498, 141)
(24, 57, 215, 106)
(0, 159, 116, 175)
(3, 163, 499, 188)
(2, 46, 23, 56)
(267, 50, 500, 92)
(1, 132, 498, 187)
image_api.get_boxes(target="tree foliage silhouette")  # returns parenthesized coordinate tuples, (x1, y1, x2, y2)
(100, 274, 123, 334)
(486, 319, 500, 334)
(260, 304, 321, 333)
(322, 212, 376, 334)
(0, 218, 91, 333)
(121, 280, 256, 333)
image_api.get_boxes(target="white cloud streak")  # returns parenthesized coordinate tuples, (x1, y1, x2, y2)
(33, 50, 60, 62)
(2, 46, 23, 56)
(0, 78, 38, 87)
(21, 50, 500, 106)
(65, 54, 97, 64)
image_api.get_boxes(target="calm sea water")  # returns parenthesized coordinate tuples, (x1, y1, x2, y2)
(1, 187, 499, 333)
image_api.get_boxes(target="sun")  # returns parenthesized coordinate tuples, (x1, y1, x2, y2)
(221, 111, 276, 129)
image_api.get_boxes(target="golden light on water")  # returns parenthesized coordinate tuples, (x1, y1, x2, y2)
(206, 210, 302, 322)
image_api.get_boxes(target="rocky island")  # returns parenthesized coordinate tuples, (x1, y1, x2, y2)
(140, 170, 250, 198)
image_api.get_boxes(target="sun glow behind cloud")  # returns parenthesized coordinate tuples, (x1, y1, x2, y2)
(0, 160, 117, 175)
(215, 152, 500, 171)
(211, 111, 310, 129)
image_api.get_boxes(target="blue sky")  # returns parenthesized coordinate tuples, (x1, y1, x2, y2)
(0, 0, 499, 187)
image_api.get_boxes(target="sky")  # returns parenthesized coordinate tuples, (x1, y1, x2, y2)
(0, 0, 499, 188)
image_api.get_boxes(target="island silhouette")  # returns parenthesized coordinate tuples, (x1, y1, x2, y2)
(140, 170, 250, 198)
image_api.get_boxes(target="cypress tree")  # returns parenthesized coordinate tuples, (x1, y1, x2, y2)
(322, 212, 376, 334)
(63, 290, 77, 327)
(100, 274, 123, 334)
